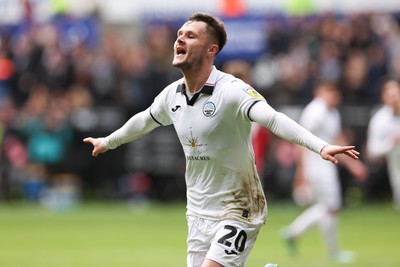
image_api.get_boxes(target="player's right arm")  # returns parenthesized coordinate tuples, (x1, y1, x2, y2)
(83, 108, 160, 157)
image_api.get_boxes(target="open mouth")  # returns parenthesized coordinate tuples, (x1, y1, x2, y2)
(176, 47, 186, 55)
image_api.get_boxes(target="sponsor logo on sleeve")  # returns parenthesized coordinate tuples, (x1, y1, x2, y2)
(243, 87, 264, 99)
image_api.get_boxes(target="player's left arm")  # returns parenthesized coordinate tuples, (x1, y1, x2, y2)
(249, 101, 360, 164)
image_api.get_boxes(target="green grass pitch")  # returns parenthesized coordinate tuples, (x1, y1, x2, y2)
(0, 201, 399, 267)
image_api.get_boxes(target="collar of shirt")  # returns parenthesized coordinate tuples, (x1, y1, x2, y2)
(176, 66, 218, 106)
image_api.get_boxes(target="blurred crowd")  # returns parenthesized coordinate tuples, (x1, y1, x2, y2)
(0, 10, 399, 205)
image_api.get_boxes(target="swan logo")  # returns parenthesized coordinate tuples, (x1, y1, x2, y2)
(203, 102, 216, 117)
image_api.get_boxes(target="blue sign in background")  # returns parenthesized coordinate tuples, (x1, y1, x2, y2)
(216, 16, 268, 63)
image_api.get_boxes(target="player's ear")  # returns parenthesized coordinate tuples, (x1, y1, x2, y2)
(208, 44, 219, 56)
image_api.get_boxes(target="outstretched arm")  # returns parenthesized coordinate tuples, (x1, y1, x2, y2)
(83, 137, 108, 157)
(249, 101, 359, 164)
(84, 108, 160, 157)
(319, 144, 359, 164)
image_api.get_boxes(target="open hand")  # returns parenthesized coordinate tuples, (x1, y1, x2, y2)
(320, 145, 359, 164)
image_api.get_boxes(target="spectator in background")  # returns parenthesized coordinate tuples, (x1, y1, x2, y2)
(282, 81, 368, 263)
(8, 30, 39, 105)
(0, 97, 28, 200)
(0, 50, 14, 100)
(118, 25, 181, 117)
(367, 78, 400, 211)
(34, 24, 73, 91)
(18, 85, 73, 180)
(118, 42, 152, 116)
(89, 45, 118, 105)
(339, 49, 370, 104)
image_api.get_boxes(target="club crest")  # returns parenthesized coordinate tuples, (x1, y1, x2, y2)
(203, 102, 216, 117)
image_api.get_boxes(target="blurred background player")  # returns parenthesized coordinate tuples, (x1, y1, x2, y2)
(367, 78, 400, 211)
(282, 81, 368, 263)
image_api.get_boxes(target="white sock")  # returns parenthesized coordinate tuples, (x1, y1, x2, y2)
(288, 203, 326, 237)
(319, 212, 339, 257)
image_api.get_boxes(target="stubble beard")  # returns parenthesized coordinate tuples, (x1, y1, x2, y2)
(172, 53, 204, 72)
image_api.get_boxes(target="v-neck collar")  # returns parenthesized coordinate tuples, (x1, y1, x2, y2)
(176, 66, 218, 106)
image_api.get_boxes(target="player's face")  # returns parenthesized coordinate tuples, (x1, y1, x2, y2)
(172, 21, 215, 71)
(326, 90, 341, 108)
(382, 81, 400, 108)
(317, 85, 341, 108)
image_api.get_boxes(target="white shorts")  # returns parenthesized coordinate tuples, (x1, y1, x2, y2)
(186, 215, 262, 267)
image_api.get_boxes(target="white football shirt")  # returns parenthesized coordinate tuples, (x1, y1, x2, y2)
(367, 106, 400, 159)
(150, 66, 267, 225)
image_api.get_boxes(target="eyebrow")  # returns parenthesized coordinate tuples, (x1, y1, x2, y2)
(177, 29, 198, 36)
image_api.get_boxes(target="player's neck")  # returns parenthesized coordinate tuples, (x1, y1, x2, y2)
(393, 104, 400, 115)
(183, 65, 213, 94)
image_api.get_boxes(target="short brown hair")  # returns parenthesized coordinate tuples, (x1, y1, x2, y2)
(187, 13, 227, 54)
(378, 76, 400, 97)
(314, 80, 339, 93)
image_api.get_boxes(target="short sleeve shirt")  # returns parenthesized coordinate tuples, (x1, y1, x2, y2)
(150, 66, 267, 225)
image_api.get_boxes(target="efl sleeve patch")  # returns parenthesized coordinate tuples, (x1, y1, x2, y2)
(243, 87, 264, 100)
